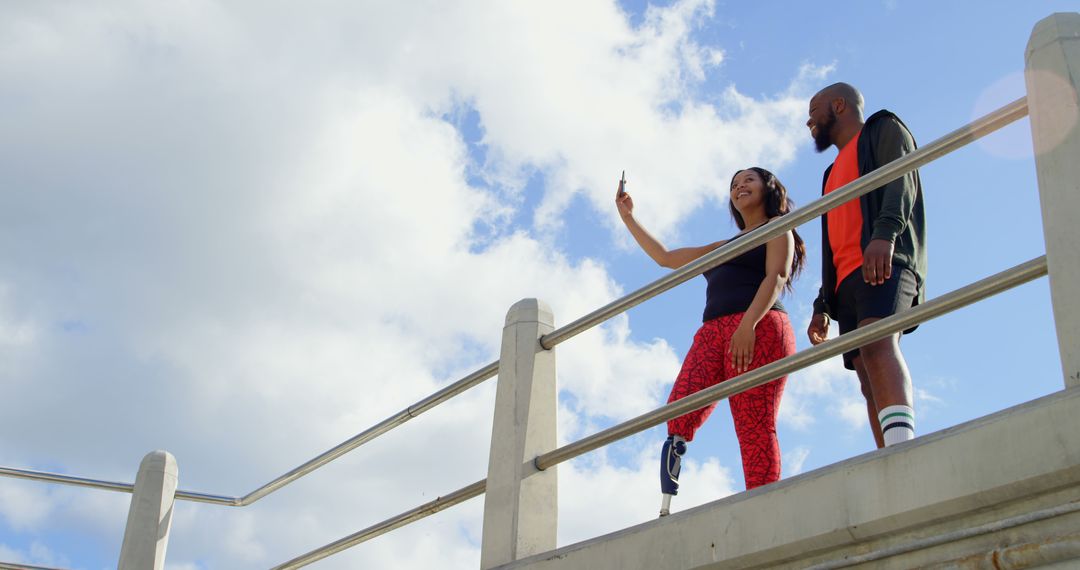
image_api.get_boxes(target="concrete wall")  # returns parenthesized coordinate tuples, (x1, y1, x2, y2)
(118, 451, 178, 570)
(1026, 12, 1080, 388)
(497, 387, 1080, 570)
(482, 299, 558, 568)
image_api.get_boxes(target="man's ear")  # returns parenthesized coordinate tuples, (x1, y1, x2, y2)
(832, 97, 847, 116)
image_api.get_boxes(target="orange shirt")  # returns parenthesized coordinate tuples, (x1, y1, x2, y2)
(825, 131, 863, 288)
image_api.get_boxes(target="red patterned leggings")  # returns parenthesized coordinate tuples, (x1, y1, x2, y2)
(667, 310, 794, 490)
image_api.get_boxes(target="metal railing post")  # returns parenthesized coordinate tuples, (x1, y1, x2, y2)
(1026, 12, 1080, 388)
(481, 299, 558, 569)
(117, 451, 178, 570)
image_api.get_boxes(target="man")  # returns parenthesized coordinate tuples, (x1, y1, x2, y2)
(805, 82, 927, 448)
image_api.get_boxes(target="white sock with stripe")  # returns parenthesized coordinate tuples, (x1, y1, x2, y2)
(878, 405, 915, 447)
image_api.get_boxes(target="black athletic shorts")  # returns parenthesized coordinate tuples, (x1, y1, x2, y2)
(835, 264, 918, 370)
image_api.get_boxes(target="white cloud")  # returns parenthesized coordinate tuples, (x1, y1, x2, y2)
(221, 512, 266, 562)
(0, 484, 55, 532)
(559, 442, 736, 545)
(838, 398, 873, 431)
(915, 384, 949, 422)
(783, 446, 811, 476)
(165, 563, 203, 570)
(779, 347, 863, 431)
(916, 387, 944, 406)
(0, 287, 37, 349)
(0, 540, 69, 569)
(557, 315, 681, 429)
(0, 1, 820, 567)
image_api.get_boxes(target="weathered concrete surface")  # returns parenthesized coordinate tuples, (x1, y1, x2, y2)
(118, 450, 178, 570)
(482, 299, 558, 569)
(1026, 12, 1080, 388)
(497, 387, 1080, 570)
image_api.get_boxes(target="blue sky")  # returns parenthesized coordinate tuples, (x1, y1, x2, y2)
(1, 1, 1076, 568)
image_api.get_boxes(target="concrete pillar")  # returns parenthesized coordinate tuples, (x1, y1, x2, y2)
(481, 299, 558, 569)
(118, 451, 178, 570)
(1026, 12, 1080, 388)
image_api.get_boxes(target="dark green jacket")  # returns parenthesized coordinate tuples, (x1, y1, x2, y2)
(812, 110, 927, 319)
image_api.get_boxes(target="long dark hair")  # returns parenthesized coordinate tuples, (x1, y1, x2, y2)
(728, 167, 806, 291)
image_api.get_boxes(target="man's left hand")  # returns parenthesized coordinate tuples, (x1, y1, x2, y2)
(862, 239, 894, 286)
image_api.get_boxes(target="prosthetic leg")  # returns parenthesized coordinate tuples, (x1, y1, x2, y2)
(659, 435, 687, 517)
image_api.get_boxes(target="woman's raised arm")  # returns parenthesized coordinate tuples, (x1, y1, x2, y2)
(616, 188, 724, 269)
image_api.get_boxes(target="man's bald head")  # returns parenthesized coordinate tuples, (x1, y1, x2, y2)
(815, 83, 865, 120)
(807, 82, 866, 151)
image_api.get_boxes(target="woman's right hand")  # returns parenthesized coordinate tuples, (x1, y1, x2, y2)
(616, 187, 634, 219)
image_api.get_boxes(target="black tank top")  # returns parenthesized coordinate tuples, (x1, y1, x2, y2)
(702, 232, 786, 322)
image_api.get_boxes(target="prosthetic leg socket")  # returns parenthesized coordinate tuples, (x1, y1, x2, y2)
(659, 435, 686, 516)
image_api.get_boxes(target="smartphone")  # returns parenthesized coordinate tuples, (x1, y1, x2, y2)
(617, 170, 626, 197)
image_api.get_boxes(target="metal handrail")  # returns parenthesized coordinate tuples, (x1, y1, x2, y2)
(228, 360, 499, 507)
(274, 256, 1048, 569)
(535, 256, 1047, 470)
(0, 561, 67, 570)
(272, 480, 488, 570)
(0, 361, 499, 506)
(0, 465, 135, 494)
(0, 96, 1030, 509)
(539, 96, 1029, 350)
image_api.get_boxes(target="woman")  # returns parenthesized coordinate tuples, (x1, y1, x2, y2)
(616, 167, 805, 516)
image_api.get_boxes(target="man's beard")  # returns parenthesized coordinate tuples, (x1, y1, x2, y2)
(813, 110, 837, 152)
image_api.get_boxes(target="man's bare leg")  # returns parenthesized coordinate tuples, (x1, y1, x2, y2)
(857, 318, 915, 446)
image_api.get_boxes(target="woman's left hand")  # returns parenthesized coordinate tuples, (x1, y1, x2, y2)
(729, 321, 756, 373)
